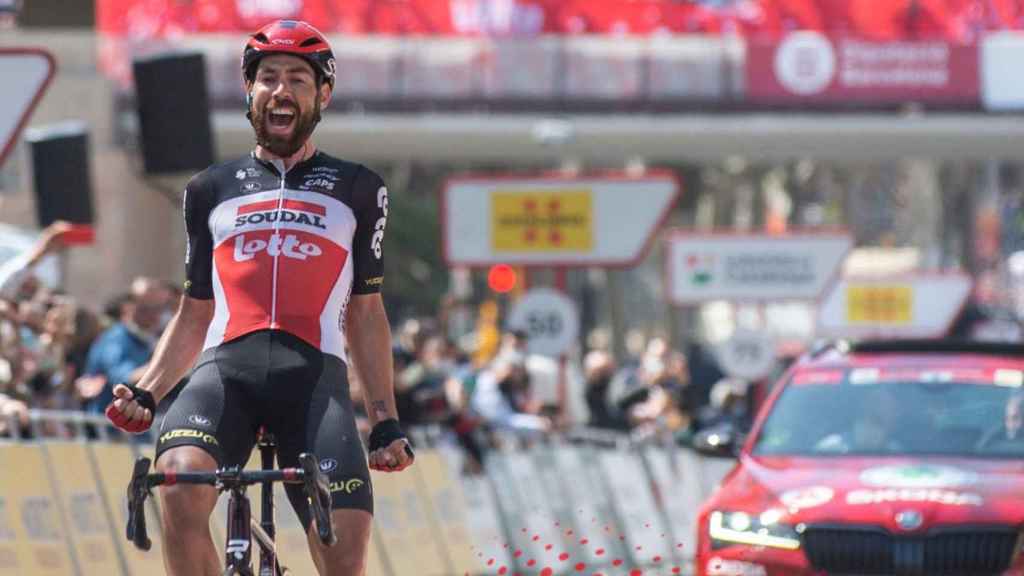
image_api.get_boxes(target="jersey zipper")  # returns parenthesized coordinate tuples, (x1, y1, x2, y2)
(270, 160, 287, 329)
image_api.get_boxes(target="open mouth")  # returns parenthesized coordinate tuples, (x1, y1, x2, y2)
(265, 106, 296, 132)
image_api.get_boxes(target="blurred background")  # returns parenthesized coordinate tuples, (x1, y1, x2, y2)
(3, 1, 1024, 574)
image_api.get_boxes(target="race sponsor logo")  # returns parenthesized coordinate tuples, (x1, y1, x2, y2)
(491, 190, 592, 252)
(319, 458, 338, 473)
(311, 166, 338, 174)
(235, 169, 246, 180)
(685, 253, 715, 286)
(233, 233, 323, 262)
(301, 176, 335, 191)
(159, 428, 219, 446)
(364, 276, 383, 287)
(774, 31, 836, 96)
(779, 485, 834, 511)
(846, 488, 984, 507)
(328, 478, 365, 494)
(860, 465, 977, 488)
(241, 181, 262, 193)
(21, 497, 62, 541)
(707, 557, 767, 576)
(187, 414, 211, 428)
(235, 199, 327, 230)
(372, 186, 388, 259)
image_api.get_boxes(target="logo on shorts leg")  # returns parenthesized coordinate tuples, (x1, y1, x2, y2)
(187, 415, 211, 428)
(328, 478, 365, 494)
(319, 458, 338, 473)
(159, 429, 219, 446)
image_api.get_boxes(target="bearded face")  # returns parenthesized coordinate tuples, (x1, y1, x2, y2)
(251, 93, 320, 157)
(248, 54, 326, 158)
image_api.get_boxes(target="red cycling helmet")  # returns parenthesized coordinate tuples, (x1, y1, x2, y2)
(242, 20, 336, 90)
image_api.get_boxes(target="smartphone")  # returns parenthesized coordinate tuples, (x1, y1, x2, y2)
(62, 224, 95, 246)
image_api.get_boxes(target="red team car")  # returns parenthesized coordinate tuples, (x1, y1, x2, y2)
(695, 340, 1024, 576)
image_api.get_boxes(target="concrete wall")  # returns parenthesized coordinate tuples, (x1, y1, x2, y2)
(0, 30, 185, 309)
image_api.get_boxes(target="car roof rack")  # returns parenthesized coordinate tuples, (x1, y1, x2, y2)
(850, 339, 1024, 356)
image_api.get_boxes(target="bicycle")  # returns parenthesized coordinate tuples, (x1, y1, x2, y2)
(124, 431, 337, 576)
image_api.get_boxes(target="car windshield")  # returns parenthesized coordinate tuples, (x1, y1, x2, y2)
(753, 371, 1024, 458)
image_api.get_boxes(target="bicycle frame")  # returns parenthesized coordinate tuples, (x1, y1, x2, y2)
(126, 446, 335, 576)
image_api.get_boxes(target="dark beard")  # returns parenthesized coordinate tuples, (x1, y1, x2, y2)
(251, 98, 321, 157)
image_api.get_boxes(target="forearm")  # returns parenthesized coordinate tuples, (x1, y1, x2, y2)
(347, 296, 397, 426)
(136, 297, 212, 401)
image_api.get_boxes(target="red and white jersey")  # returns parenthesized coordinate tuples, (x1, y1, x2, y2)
(182, 151, 387, 362)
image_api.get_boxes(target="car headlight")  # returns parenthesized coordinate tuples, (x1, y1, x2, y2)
(708, 510, 801, 550)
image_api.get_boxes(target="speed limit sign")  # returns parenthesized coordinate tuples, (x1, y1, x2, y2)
(716, 328, 777, 381)
(507, 288, 580, 357)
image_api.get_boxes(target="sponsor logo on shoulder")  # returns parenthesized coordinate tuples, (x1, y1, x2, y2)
(301, 176, 336, 192)
(311, 166, 339, 174)
(235, 170, 246, 180)
(187, 414, 211, 427)
(241, 181, 262, 193)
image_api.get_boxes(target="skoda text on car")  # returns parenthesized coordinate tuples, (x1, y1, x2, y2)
(695, 340, 1024, 576)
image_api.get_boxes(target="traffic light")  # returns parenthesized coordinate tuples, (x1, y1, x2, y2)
(487, 264, 518, 294)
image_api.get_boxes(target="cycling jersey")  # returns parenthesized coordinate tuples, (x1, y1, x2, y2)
(182, 151, 387, 362)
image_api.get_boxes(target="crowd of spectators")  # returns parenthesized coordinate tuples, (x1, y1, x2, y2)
(0, 222, 751, 473)
(0, 222, 177, 439)
(99, 0, 1024, 42)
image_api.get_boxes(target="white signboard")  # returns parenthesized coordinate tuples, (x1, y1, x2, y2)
(666, 232, 853, 304)
(507, 288, 580, 357)
(0, 49, 55, 166)
(981, 33, 1024, 111)
(817, 273, 973, 339)
(442, 173, 679, 266)
(717, 329, 777, 381)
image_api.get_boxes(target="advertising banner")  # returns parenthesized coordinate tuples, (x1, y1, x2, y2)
(747, 32, 979, 105)
(817, 273, 973, 338)
(665, 231, 852, 304)
(444, 173, 679, 266)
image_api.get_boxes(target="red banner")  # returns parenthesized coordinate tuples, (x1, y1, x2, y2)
(746, 32, 980, 105)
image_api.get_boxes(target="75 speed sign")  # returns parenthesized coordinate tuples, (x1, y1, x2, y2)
(507, 288, 580, 357)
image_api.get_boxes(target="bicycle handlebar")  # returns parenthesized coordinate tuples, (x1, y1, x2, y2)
(125, 452, 337, 551)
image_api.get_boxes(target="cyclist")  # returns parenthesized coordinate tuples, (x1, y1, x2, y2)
(104, 19, 414, 576)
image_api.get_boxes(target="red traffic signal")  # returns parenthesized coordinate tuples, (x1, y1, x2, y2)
(487, 264, 518, 294)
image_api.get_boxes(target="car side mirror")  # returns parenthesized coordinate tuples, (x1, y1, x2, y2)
(693, 425, 743, 458)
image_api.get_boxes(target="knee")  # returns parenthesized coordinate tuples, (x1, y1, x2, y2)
(155, 448, 218, 527)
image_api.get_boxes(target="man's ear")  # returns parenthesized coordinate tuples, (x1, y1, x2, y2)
(320, 83, 332, 109)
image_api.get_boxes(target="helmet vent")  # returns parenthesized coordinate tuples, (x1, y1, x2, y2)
(299, 37, 323, 48)
(253, 33, 269, 43)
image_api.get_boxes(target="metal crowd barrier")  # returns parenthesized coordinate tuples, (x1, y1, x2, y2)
(0, 411, 735, 575)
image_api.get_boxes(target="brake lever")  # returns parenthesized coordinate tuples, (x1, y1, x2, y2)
(298, 453, 337, 547)
(126, 457, 152, 551)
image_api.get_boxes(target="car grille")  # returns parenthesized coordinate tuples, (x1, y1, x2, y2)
(801, 526, 1019, 575)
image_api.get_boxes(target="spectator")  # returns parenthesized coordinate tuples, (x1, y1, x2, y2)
(583, 349, 629, 430)
(76, 277, 168, 415)
(470, 350, 550, 434)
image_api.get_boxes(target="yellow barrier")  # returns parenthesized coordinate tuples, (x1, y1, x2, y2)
(0, 443, 75, 575)
(42, 442, 124, 576)
(413, 451, 478, 574)
(371, 457, 450, 576)
(90, 442, 165, 576)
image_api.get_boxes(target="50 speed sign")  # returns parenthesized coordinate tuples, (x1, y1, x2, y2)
(507, 288, 580, 357)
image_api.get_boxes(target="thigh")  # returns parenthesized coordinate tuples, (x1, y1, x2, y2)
(156, 350, 258, 468)
(274, 358, 372, 529)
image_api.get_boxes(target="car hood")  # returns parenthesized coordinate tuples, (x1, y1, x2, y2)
(715, 455, 1024, 531)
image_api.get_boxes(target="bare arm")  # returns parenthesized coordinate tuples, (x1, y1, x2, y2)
(346, 293, 396, 426)
(135, 295, 214, 402)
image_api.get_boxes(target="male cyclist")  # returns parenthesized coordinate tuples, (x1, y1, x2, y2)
(104, 20, 414, 576)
